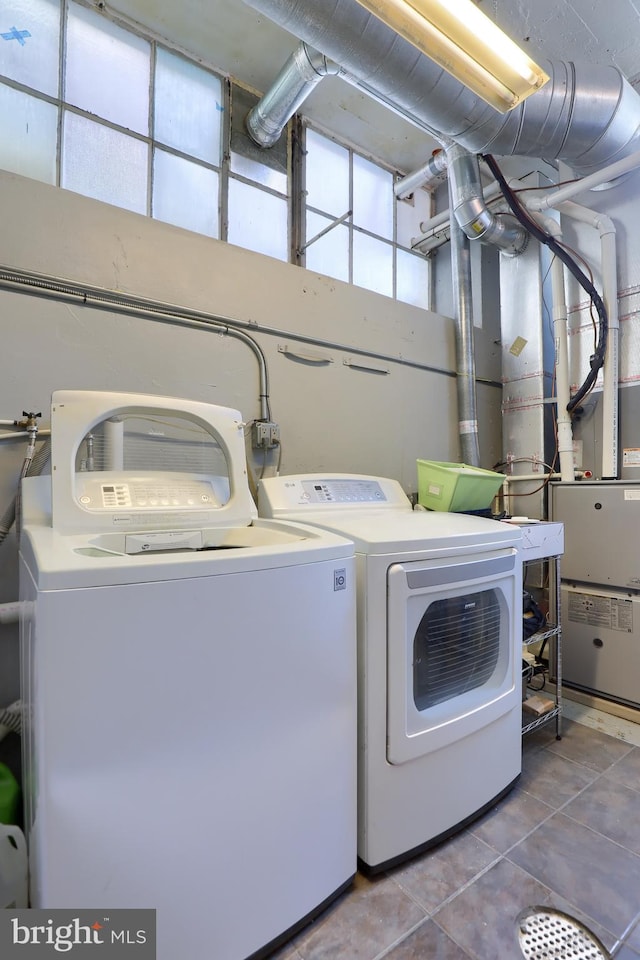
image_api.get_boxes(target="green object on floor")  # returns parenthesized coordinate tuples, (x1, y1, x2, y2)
(0, 763, 20, 825)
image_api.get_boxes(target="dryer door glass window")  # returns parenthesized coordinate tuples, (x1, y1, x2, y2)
(413, 589, 501, 710)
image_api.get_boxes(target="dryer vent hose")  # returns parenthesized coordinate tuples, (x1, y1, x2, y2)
(0, 701, 22, 736)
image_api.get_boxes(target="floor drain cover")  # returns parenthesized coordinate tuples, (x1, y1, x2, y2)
(516, 906, 611, 960)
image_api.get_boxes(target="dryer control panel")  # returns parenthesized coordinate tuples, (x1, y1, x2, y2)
(259, 473, 412, 516)
(302, 479, 386, 504)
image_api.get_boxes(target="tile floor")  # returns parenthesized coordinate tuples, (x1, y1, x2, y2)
(275, 706, 640, 960)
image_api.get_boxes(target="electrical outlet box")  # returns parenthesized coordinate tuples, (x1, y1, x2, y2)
(252, 421, 280, 449)
(268, 422, 280, 446)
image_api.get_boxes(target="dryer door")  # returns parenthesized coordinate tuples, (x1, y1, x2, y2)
(387, 548, 520, 764)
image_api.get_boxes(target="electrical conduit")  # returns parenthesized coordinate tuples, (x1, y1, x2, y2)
(524, 210, 575, 482)
(448, 181, 480, 467)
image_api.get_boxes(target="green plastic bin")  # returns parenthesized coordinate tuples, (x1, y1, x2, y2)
(0, 764, 20, 826)
(417, 460, 504, 512)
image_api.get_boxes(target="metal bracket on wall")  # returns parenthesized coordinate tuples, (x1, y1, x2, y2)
(342, 358, 390, 375)
(277, 344, 333, 364)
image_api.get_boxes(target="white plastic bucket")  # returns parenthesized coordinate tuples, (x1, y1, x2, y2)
(0, 824, 28, 908)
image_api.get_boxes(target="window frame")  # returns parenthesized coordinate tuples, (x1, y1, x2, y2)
(0, 0, 432, 306)
(299, 121, 433, 307)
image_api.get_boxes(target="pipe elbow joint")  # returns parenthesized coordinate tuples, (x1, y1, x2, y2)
(454, 203, 528, 256)
(454, 199, 493, 239)
(484, 215, 529, 256)
(246, 42, 340, 148)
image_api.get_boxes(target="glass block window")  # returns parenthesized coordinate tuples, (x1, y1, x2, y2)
(62, 111, 148, 214)
(152, 149, 219, 238)
(0, 0, 225, 238)
(66, 2, 150, 134)
(0, 0, 60, 96)
(305, 129, 349, 217)
(353, 153, 393, 239)
(0, 83, 57, 182)
(154, 47, 222, 165)
(304, 126, 431, 307)
(305, 211, 349, 283)
(228, 84, 289, 262)
(353, 232, 393, 298)
(228, 178, 288, 261)
(397, 248, 430, 309)
(0, 0, 434, 308)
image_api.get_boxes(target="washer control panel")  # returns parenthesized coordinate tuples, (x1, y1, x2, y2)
(75, 475, 220, 511)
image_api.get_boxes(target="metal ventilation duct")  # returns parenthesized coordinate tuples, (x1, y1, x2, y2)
(240, 0, 640, 175)
(247, 42, 342, 147)
(446, 145, 527, 255)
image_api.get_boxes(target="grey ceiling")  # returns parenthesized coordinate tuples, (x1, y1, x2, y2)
(108, 0, 640, 173)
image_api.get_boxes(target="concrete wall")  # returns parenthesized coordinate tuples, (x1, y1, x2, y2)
(0, 170, 503, 706)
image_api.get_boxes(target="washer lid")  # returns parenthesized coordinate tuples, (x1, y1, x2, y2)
(49, 390, 257, 535)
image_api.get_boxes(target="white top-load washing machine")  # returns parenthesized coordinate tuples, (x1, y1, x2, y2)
(19, 392, 356, 960)
(259, 474, 523, 873)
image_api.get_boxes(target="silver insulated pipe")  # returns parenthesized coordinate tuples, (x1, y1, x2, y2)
(240, 0, 640, 175)
(448, 199, 480, 467)
(241, 0, 639, 473)
(446, 145, 527, 256)
(247, 42, 342, 147)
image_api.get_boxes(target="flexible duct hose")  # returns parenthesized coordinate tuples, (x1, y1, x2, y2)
(0, 439, 51, 546)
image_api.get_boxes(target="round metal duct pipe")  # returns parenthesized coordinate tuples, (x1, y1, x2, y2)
(246, 42, 342, 147)
(446, 145, 527, 256)
(241, 0, 640, 175)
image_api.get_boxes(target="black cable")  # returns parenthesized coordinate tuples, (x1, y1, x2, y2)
(481, 154, 608, 413)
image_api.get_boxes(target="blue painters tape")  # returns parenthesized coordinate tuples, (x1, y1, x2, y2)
(1, 27, 31, 45)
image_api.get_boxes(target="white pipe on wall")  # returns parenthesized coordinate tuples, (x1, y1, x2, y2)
(519, 212, 572, 480)
(503, 471, 590, 483)
(551, 254, 575, 482)
(532, 149, 640, 211)
(523, 208, 575, 482)
(417, 181, 503, 237)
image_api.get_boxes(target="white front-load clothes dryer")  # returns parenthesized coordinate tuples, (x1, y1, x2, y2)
(19, 393, 357, 960)
(258, 474, 523, 873)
